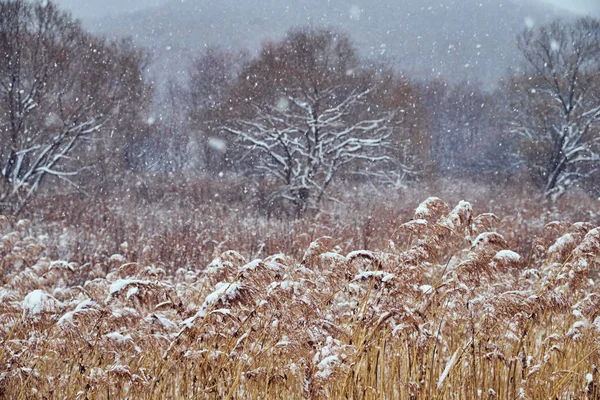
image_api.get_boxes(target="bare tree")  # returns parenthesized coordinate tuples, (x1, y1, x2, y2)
(418, 78, 516, 179)
(222, 28, 415, 213)
(187, 47, 248, 173)
(509, 17, 600, 199)
(0, 0, 149, 213)
(225, 88, 395, 212)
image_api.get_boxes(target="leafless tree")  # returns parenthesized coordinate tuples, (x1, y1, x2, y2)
(418, 79, 516, 179)
(225, 88, 396, 212)
(222, 28, 415, 213)
(187, 47, 248, 173)
(509, 17, 600, 199)
(0, 0, 149, 213)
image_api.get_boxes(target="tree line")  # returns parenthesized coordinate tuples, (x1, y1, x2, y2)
(1, 0, 599, 215)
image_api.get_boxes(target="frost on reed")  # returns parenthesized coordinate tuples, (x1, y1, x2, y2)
(1, 198, 600, 399)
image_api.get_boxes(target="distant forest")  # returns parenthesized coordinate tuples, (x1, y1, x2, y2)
(1, 0, 600, 215)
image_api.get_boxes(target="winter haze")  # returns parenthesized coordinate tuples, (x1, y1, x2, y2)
(52, 0, 583, 86)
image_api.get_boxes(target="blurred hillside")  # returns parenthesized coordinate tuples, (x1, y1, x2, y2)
(86, 0, 564, 87)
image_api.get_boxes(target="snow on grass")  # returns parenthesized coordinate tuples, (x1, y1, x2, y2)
(353, 271, 395, 282)
(22, 290, 61, 321)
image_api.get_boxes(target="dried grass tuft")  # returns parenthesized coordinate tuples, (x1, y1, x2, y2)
(1, 196, 599, 399)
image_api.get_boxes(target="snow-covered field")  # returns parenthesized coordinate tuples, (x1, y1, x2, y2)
(1, 198, 600, 398)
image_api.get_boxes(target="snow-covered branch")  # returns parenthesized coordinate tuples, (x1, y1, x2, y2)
(511, 17, 600, 199)
(224, 86, 407, 211)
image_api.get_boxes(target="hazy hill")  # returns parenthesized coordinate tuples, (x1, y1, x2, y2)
(87, 0, 565, 87)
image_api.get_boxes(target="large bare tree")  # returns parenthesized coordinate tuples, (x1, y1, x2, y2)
(222, 28, 419, 213)
(509, 17, 600, 199)
(224, 88, 395, 212)
(0, 0, 149, 214)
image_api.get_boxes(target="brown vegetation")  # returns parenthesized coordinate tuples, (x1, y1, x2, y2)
(1, 189, 599, 399)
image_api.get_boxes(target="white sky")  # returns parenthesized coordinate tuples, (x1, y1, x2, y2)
(541, 0, 600, 15)
(53, 0, 600, 19)
(54, 0, 169, 18)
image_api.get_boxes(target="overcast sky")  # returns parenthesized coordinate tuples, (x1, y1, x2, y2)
(53, 0, 169, 18)
(53, 0, 600, 19)
(541, 0, 600, 15)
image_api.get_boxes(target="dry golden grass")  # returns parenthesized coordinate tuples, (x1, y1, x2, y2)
(1, 194, 600, 399)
